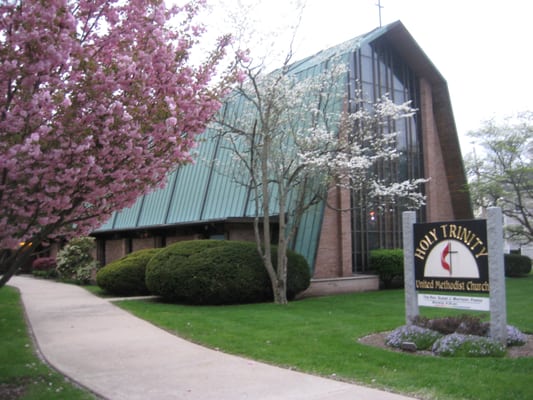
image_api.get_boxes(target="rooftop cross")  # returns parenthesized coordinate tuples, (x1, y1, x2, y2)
(376, 0, 384, 27)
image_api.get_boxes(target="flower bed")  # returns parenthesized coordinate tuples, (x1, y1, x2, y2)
(381, 315, 527, 357)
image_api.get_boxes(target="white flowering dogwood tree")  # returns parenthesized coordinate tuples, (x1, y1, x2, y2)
(214, 51, 426, 304)
(0, 0, 239, 287)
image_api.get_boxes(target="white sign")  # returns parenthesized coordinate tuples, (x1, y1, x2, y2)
(418, 293, 490, 311)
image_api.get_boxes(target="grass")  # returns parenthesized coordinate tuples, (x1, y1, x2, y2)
(4, 275, 532, 399)
(0, 286, 96, 400)
(117, 275, 533, 400)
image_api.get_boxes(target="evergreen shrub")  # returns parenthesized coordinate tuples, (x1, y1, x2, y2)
(145, 240, 311, 304)
(504, 253, 532, 277)
(285, 248, 312, 300)
(96, 248, 160, 296)
(369, 249, 403, 289)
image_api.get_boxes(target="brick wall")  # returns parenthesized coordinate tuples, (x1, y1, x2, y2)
(420, 78, 454, 222)
(165, 234, 204, 245)
(131, 237, 156, 252)
(227, 223, 256, 242)
(105, 239, 126, 265)
(313, 186, 353, 279)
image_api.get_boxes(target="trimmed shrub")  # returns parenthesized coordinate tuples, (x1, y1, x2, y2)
(504, 253, 532, 277)
(96, 248, 160, 296)
(145, 240, 311, 305)
(284, 248, 312, 300)
(369, 249, 403, 289)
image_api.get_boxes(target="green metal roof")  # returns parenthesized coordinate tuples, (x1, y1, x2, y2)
(94, 22, 409, 269)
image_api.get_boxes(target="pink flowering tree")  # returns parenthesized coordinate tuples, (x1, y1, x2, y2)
(0, 0, 238, 287)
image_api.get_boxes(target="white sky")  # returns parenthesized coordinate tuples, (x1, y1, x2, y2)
(202, 0, 533, 155)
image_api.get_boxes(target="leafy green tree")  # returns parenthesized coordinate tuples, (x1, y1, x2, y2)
(465, 112, 533, 244)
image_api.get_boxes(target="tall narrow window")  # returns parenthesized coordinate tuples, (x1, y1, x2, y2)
(350, 42, 424, 272)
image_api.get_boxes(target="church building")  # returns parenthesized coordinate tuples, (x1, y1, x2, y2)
(92, 21, 472, 294)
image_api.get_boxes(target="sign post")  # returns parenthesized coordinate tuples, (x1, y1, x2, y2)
(487, 207, 507, 344)
(402, 211, 418, 324)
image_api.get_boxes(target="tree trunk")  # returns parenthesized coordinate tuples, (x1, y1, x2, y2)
(272, 276, 288, 305)
(258, 133, 288, 305)
(0, 244, 35, 288)
(274, 185, 288, 305)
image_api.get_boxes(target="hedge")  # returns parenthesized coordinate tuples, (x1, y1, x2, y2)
(504, 253, 532, 277)
(96, 248, 160, 296)
(369, 248, 404, 289)
(145, 240, 310, 304)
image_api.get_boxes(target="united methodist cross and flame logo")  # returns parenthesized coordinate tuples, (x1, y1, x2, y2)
(441, 242, 453, 274)
(424, 240, 480, 278)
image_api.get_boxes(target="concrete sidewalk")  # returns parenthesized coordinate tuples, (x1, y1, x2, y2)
(9, 276, 416, 400)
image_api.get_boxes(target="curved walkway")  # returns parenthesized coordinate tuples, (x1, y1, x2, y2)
(9, 276, 416, 400)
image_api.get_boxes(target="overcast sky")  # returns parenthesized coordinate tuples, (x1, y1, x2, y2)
(205, 0, 533, 155)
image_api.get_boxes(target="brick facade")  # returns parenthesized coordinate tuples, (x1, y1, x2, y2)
(420, 78, 455, 222)
(313, 186, 353, 279)
(104, 239, 127, 265)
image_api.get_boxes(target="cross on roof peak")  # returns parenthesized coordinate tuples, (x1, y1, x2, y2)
(376, 0, 384, 27)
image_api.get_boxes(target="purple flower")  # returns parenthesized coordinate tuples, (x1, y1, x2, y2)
(432, 333, 505, 357)
(506, 325, 527, 346)
(386, 325, 441, 350)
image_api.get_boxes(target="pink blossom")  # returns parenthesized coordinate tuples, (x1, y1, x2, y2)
(165, 117, 178, 128)
(0, 0, 241, 283)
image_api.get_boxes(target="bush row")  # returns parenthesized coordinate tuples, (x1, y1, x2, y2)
(96, 240, 310, 304)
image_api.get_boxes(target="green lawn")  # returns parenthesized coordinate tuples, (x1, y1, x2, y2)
(3, 276, 532, 399)
(0, 286, 96, 400)
(117, 275, 533, 400)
